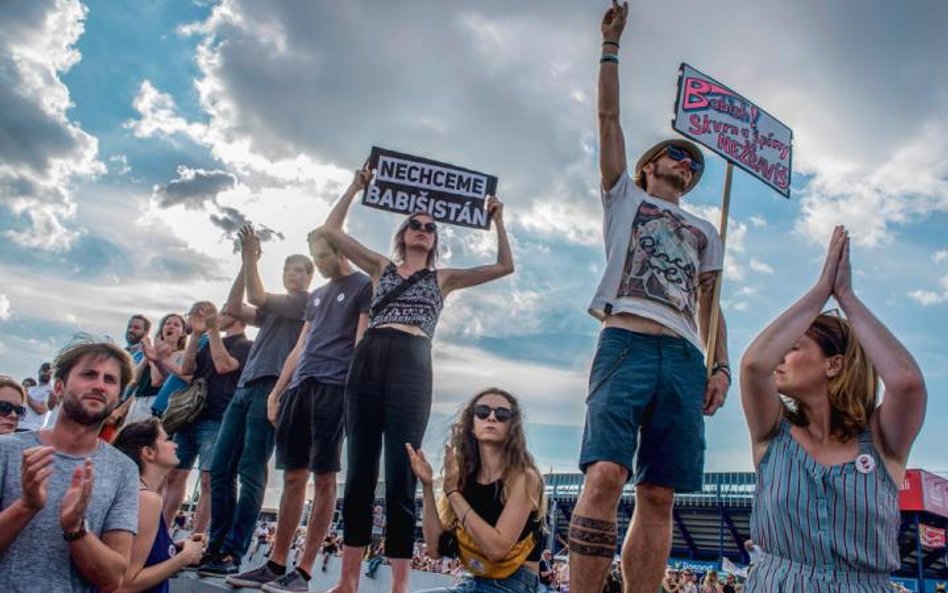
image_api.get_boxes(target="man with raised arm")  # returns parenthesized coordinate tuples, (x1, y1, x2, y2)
(568, 4, 730, 593)
(226, 227, 371, 592)
(0, 338, 139, 593)
(195, 226, 313, 576)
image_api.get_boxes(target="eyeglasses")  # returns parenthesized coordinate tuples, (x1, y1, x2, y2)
(408, 219, 437, 234)
(0, 401, 26, 420)
(664, 146, 703, 173)
(472, 404, 514, 423)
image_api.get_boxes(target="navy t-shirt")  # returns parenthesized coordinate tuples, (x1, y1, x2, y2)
(238, 291, 307, 387)
(195, 333, 253, 421)
(289, 272, 372, 387)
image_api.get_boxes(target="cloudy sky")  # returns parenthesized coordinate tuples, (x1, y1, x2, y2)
(1, 0, 946, 480)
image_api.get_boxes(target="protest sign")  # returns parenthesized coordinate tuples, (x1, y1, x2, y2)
(673, 63, 793, 198)
(362, 146, 498, 230)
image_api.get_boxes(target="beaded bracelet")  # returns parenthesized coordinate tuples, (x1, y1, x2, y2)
(600, 53, 619, 64)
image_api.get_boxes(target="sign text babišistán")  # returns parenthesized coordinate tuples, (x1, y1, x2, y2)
(362, 146, 498, 230)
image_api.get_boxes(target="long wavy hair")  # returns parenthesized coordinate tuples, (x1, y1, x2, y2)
(155, 313, 188, 351)
(392, 213, 439, 269)
(783, 312, 879, 441)
(438, 388, 546, 526)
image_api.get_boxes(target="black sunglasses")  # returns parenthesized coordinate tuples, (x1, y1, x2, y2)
(0, 401, 26, 420)
(408, 219, 437, 234)
(472, 404, 514, 423)
(665, 146, 703, 173)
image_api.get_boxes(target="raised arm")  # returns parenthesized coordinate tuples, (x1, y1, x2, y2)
(834, 238, 926, 464)
(439, 197, 515, 296)
(239, 227, 268, 308)
(225, 247, 258, 324)
(740, 227, 846, 455)
(599, 1, 629, 191)
(199, 303, 240, 374)
(318, 167, 389, 278)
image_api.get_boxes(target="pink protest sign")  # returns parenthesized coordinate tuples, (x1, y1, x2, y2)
(673, 63, 793, 198)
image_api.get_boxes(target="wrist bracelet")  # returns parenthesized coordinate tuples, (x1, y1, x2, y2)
(602, 41, 620, 49)
(600, 53, 619, 64)
(711, 362, 732, 385)
(445, 489, 459, 498)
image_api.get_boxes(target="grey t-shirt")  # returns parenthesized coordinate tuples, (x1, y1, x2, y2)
(0, 431, 139, 593)
(238, 290, 308, 387)
(588, 171, 723, 353)
(290, 272, 372, 388)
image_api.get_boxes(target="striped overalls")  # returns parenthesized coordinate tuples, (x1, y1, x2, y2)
(747, 420, 899, 593)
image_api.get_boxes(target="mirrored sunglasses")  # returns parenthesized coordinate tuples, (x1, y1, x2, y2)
(665, 146, 703, 173)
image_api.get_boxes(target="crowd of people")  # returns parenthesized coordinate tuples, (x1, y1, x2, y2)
(0, 3, 931, 593)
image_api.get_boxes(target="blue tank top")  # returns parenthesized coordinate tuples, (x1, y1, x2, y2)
(747, 420, 899, 593)
(367, 263, 443, 338)
(143, 514, 176, 593)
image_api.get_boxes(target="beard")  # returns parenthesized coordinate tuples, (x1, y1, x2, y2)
(651, 162, 688, 193)
(126, 332, 142, 345)
(62, 394, 115, 426)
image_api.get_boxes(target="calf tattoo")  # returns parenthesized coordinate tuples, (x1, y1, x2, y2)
(568, 514, 617, 558)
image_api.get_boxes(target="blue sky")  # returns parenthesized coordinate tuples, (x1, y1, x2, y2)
(1, 0, 946, 480)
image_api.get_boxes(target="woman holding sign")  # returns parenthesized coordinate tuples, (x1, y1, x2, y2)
(318, 166, 514, 593)
(739, 226, 927, 593)
(406, 388, 545, 593)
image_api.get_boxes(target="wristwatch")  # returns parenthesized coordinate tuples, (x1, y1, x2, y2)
(63, 519, 89, 542)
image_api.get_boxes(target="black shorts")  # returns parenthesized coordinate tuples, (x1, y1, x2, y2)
(275, 378, 345, 473)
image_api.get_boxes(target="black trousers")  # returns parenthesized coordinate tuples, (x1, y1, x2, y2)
(341, 328, 432, 558)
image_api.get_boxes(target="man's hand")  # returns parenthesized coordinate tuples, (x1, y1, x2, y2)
(20, 446, 56, 512)
(266, 392, 281, 427)
(601, 0, 629, 43)
(238, 225, 262, 263)
(703, 372, 729, 416)
(351, 166, 372, 192)
(60, 459, 94, 533)
(188, 301, 215, 335)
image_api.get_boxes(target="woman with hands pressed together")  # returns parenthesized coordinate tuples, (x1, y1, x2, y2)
(406, 388, 545, 593)
(118, 314, 191, 426)
(318, 167, 515, 593)
(739, 226, 927, 593)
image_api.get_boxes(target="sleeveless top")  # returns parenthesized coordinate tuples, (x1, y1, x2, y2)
(367, 263, 443, 338)
(747, 420, 899, 593)
(143, 513, 176, 593)
(463, 479, 543, 562)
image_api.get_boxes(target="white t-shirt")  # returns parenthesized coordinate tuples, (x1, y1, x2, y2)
(20, 384, 52, 431)
(588, 171, 723, 353)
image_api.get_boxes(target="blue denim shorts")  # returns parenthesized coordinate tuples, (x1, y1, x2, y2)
(579, 327, 707, 492)
(174, 419, 222, 471)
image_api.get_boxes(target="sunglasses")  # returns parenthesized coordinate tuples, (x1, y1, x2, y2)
(0, 401, 26, 420)
(664, 146, 703, 173)
(408, 219, 437, 234)
(472, 404, 515, 423)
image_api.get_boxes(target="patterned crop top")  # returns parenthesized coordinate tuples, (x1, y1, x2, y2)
(368, 263, 443, 338)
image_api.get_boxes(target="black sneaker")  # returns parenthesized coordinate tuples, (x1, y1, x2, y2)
(198, 555, 239, 577)
(261, 569, 310, 593)
(226, 563, 284, 588)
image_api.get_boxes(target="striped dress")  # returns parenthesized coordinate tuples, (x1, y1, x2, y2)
(747, 420, 899, 593)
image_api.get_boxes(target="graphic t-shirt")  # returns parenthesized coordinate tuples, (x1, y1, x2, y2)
(0, 431, 139, 593)
(588, 171, 723, 353)
(289, 273, 372, 388)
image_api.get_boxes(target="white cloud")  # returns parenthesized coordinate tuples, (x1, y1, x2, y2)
(933, 249, 948, 265)
(749, 215, 767, 228)
(108, 154, 130, 176)
(0, 0, 105, 251)
(749, 257, 774, 274)
(0, 294, 11, 320)
(908, 274, 948, 306)
(124, 80, 208, 141)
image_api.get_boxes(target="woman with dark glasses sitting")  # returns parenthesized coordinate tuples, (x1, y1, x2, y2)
(740, 227, 927, 593)
(407, 388, 545, 593)
(0, 376, 28, 435)
(317, 167, 514, 593)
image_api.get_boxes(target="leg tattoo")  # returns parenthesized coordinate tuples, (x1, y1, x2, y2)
(569, 514, 617, 558)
